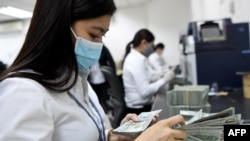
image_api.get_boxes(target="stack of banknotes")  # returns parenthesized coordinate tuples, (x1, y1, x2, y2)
(113, 107, 242, 141)
(167, 85, 211, 116)
(180, 107, 243, 141)
(112, 109, 162, 137)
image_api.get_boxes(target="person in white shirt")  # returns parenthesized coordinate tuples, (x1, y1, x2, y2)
(0, 1, 186, 141)
(147, 43, 170, 83)
(148, 43, 166, 72)
(122, 29, 175, 115)
(148, 42, 188, 90)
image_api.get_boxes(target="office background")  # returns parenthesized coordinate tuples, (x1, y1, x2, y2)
(0, 0, 249, 69)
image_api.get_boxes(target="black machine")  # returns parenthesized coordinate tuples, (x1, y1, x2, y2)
(185, 18, 250, 90)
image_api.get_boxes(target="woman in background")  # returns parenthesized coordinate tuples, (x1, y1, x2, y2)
(122, 29, 176, 115)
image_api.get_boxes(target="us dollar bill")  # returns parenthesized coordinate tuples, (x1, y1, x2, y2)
(186, 135, 205, 141)
(183, 114, 242, 130)
(177, 107, 243, 141)
(187, 126, 224, 141)
(190, 107, 235, 124)
(112, 109, 162, 137)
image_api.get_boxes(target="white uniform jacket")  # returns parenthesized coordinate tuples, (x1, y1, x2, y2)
(0, 70, 110, 141)
(122, 49, 167, 108)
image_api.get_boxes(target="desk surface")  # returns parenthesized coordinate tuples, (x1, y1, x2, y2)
(208, 91, 250, 120)
(152, 89, 250, 120)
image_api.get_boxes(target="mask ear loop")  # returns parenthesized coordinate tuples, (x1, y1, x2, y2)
(70, 27, 77, 39)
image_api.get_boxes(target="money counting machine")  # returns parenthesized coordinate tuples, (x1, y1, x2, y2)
(183, 18, 250, 91)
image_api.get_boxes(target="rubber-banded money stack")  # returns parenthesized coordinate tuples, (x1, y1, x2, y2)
(167, 85, 211, 118)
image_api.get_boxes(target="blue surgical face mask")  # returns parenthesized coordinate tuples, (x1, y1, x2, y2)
(70, 28, 103, 70)
(157, 50, 163, 55)
(144, 43, 154, 57)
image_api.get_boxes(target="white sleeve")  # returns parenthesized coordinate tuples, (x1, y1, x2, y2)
(126, 60, 165, 98)
(0, 78, 54, 141)
(148, 53, 162, 71)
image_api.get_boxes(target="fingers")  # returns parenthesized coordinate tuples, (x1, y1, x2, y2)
(135, 115, 187, 141)
(152, 114, 159, 123)
(120, 113, 160, 128)
(172, 128, 187, 140)
(163, 71, 175, 82)
(169, 65, 176, 71)
(125, 113, 139, 121)
(163, 115, 186, 127)
(165, 115, 187, 141)
(120, 113, 139, 125)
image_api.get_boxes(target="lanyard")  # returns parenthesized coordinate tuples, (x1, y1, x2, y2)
(67, 91, 106, 141)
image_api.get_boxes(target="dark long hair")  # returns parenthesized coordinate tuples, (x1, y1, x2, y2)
(121, 28, 155, 68)
(0, 0, 116, 92)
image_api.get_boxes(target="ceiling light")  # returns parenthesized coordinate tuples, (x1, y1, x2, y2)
(0, 6, 32, 19)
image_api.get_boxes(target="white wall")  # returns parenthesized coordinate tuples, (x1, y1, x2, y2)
(0, 20, 30, 66)
(0, 0, 192, 68)
(103, 5, 148, 66)
(191, 0, 250, 23)
(221, 0, 250, 23)
(104, 0, 192, 68)
(2, 0, 250, 68)
(147, 0, 191, 66)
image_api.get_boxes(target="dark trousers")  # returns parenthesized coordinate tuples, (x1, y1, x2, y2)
(126, 105, 152, 115)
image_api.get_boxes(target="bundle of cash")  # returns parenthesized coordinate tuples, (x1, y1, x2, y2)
(167, 85, 211, 117)
(113, 107, 242, 141)
(112, 109, 162, 137)
(169, 103, 211, 118)
(179, 107, 243, 141)
(169, 85, 209, 106)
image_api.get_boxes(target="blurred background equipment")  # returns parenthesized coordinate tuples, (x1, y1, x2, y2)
(181, 18, 250, 91)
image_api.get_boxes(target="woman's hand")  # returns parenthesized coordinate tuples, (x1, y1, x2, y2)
(108, 113, 160, 141)
(120, 113, 159, 124)
(108, 113, 138, 141)
(135, 115, 187, 141)
(108, 114, 159, 141)
(120, 113, 139, 124)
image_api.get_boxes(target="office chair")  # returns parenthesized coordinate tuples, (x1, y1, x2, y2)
(100, 66, 127, 128)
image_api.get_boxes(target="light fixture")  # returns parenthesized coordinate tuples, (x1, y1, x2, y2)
(0, 6, 32, 19)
